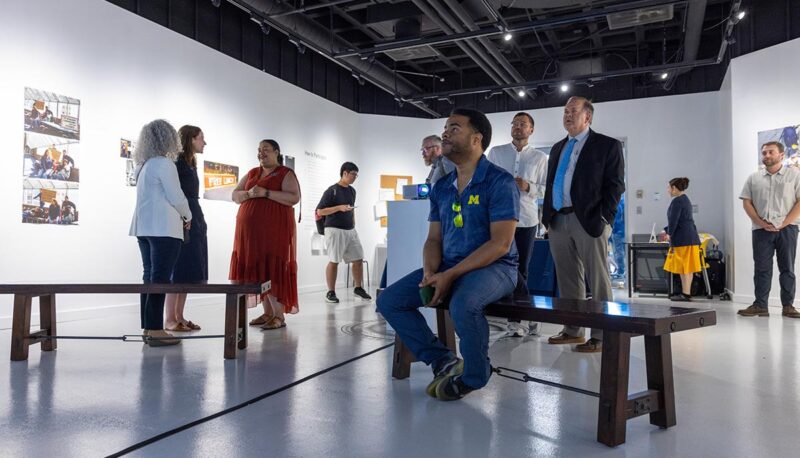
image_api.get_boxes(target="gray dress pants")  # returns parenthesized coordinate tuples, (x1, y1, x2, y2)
(548, 212, 612, 340)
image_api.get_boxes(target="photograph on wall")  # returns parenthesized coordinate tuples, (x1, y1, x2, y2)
(22, 180, 80, 225)
(284, 155, 295, 170)
(203, 160, 239, 201)
(23, 133, 80, 183)
(22, 88, 81, 225)
(24, 87, 80, 140)
(757, 125, 800, 169)
(120, 138, 135, 159)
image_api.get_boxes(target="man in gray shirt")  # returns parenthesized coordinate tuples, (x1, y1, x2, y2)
(739, 141, 800, 318)
(421, 135, 454, 186)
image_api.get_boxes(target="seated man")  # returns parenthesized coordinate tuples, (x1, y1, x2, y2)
(377, 108, 520, 401)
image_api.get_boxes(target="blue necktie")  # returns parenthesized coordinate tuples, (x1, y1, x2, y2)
(552, 138, 577, 211)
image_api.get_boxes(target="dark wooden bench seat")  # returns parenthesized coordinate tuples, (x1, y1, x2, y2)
(390, 296, 716, 447)
(0, 281, 270, 361)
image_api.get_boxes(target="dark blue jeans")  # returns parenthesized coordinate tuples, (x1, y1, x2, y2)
(753, 226, 798, 307)
(137, 236, 182, 330)
(377, 264, 516, 389)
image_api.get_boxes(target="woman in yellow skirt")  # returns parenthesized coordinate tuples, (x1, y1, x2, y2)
(663, 177, 702, 301)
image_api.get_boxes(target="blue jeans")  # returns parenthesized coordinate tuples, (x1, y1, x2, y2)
(137, 236, 182, 330)
(377, 264, 516, 389)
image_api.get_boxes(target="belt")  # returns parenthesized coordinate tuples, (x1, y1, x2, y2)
(557, 207, 574, 215)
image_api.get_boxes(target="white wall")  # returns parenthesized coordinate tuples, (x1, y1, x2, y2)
(729, 36, 800, 305)
(0, 0, 360, 319)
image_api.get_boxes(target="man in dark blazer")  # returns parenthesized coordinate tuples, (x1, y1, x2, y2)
(541, 96, 625, 353)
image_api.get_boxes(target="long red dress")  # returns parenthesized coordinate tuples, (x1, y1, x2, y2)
(229, 166, 298, 313)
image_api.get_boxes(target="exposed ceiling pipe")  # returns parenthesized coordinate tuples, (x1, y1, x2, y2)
(672, 0, 707, 77)
(231, 0, 439, 116)
(410, 0, 520, 100)
(406, 57, 720, 102)
(335, 0, 680, 58)
(443, 0, 532, 96)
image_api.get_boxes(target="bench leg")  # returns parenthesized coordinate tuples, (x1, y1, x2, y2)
(645, 334, 676, 428)
(237, 294, 248, 350)
(224, 293, 238, 359)
(11, 294, 33, 361)
(436, 309, 457, 352)
(390, 309, 456, 380)
(40, 294, 57, 352)
(597, 331, 632, 447)
(392, 334, 415, 379)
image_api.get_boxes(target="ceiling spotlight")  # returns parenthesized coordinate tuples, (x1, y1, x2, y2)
(736, 10, 746, 21)
(517, 89, 526, 98)
(660, 72, 669, 80)
(504, 33, 513, 42)
(560, 84, 569, 93)
(259, 21, 271, 35)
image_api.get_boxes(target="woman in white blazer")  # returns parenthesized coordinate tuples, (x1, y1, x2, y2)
(129, 119, 192, 347)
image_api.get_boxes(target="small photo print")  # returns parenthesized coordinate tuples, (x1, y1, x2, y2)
(120, 138, 135, 159)
(22, 181, 80, 225)
(24, 87, 80, 140)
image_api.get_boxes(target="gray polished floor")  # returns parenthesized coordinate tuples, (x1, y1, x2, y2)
(0, 289, 798, 457)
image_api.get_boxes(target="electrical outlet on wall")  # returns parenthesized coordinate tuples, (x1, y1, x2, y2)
(636, 189, 644, 199)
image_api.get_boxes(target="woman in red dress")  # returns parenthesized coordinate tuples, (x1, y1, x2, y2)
(230, 139, 300, 330)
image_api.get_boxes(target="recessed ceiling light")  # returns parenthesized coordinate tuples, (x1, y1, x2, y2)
(560, 84, 569, 92)
(504, 33, 513, 41)
(517, 89, 526, 98)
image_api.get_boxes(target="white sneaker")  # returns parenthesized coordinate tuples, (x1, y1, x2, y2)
(508, 322, 528, 337)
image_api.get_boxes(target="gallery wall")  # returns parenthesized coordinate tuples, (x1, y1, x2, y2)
(0, 0, 361, 320)
(729, 36, 800, 306)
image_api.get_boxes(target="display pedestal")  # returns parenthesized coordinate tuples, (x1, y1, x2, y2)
(387, 200, 436, 330)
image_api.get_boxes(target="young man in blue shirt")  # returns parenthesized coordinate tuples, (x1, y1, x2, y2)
(377, 108, 520, 401)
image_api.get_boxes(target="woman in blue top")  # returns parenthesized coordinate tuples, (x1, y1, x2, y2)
(663, 177, 702, 301)
(165, 125, 209, 332)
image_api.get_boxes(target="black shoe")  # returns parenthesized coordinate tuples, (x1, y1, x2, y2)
(670, 293, 692, 302)
(435, 375, 475, 401)
(354, 287, 372, 300)
(325, 291, 339, 304)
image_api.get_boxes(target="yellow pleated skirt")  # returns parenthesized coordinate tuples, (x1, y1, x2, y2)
(663, 245, 702, 274)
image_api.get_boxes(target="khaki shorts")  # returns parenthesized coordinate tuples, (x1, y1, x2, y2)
(324, 227, 364, 263)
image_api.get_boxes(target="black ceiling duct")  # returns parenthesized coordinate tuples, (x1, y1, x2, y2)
(394, 17, 422, 40)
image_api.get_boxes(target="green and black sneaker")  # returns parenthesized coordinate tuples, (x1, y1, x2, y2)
(425, 358, 463, 398)
(435, 375, 475, 401)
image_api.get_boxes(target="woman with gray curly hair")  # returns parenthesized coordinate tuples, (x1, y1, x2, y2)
(129, 119, 193, 347)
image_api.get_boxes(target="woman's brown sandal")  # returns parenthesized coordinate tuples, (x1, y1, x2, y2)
(261, 317, 286, 330)
(249, 314, 272, 326)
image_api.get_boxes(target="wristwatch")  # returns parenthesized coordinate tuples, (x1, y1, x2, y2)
(265, 189, 271, 199)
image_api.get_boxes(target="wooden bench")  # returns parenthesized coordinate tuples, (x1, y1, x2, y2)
(0, 282, 269, 361)
(391, 296, 716, 447)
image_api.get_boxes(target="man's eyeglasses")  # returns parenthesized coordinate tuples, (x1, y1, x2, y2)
(420, 145, 440, 154)
(347, 171, 359, 177)
(452, 202, 463, 228)
(510, 121, 531, 128)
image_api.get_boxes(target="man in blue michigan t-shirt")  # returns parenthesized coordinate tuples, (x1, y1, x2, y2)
(377, 108, 520, 401)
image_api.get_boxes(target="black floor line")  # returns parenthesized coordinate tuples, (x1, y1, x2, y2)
(106, 342, 395, 457)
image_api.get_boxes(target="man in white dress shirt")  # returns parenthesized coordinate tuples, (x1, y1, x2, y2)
(487, 112, 548, 336)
